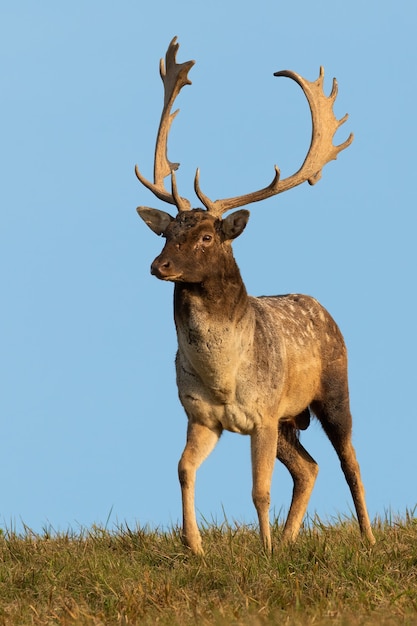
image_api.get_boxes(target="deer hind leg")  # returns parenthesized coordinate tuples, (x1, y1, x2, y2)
(312, 382, 376, 545)
(277, 418, 319, 543)
(178, 421, 221, 555)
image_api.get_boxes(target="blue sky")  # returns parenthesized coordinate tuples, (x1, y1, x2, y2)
(1, 1, 416, 534)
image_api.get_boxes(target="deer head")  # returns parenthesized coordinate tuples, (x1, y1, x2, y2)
(136, 37, 353, 282)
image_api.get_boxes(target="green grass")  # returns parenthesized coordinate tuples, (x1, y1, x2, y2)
(0, 514, 417, 625)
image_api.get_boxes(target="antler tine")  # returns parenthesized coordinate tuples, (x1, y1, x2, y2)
(194, 166, 282, 218)
(171, 169, 189, 212)
(135, 37, 195, 211)
(197, 65, 353, 216)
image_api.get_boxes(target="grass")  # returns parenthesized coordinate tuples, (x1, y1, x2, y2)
(0, 514, 417, 625)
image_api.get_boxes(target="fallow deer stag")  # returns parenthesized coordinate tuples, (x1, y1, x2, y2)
(136, 37, 375, 554)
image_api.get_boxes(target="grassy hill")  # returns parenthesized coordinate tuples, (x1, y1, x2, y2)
(0, 514, 416, 625)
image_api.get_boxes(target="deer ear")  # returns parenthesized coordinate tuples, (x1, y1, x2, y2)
(137, 207, 174, 236)
(221, 209, 250, 241)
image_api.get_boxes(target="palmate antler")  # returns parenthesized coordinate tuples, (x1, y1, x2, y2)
(136, 38, 353, 217)
(135, 37, 195, 211)
(196, 67, 354, 217)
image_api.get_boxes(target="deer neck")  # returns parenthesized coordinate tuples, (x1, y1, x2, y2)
(173, 261, 253, 391)
(173, 262, 249, 329)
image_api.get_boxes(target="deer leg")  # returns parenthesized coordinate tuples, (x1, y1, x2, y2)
(178, 420, 221, 555)
(276, 421, 319, 543)
(312, 394, 376, 545)
(332, 434, 375, 544)
(250, 424, 278, 553)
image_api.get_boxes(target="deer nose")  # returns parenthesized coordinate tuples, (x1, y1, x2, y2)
(151, 257, 171, 278)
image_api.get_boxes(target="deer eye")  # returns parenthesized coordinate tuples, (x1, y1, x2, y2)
(202, 234, 212, 243)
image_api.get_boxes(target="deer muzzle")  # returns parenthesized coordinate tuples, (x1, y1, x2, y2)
(151, 255, 176, 281)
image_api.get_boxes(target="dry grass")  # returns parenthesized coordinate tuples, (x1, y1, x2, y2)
(0, 513, 417, 625)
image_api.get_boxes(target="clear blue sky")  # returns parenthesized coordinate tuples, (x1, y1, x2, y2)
(1, 1, 416, 534)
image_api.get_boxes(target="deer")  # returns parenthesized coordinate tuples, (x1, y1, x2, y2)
(135, 37, 375, 555)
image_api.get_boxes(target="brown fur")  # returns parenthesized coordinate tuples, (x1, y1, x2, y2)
(139, 208, 375, 554)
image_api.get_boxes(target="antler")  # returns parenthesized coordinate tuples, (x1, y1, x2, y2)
(195, 66, 353, 217)
(135, 37, 195, 211)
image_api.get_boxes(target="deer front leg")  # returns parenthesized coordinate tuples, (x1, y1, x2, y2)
(178, 420, 221, 555)
(251, 424, 278, 553)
